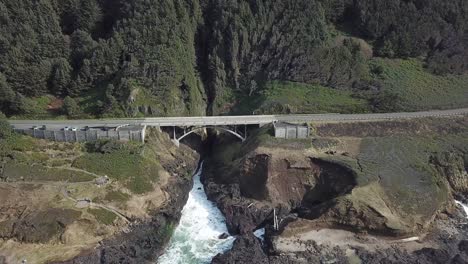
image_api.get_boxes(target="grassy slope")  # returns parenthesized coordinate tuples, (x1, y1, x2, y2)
(234, 81, 370, 114)
(1, 132, 161, 194)
(234, 58, 467, 115)
(73, 147, 161, 194)
(371, 58, 468, 111)
(311, 120, 468, 233)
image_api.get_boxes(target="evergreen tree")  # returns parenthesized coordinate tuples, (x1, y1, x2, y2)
(0, 112, 12, 139)
(50, 59, 72, 96)
(0, 73, 14, 113)
(62, 96, 81, 117)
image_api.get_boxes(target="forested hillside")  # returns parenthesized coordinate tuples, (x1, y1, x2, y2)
(0, 0, 467, 118)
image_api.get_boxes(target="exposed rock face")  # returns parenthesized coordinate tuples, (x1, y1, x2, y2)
(205, 119, 468, 263)
(204, 151, 358, 234)
(205, 143, 436, 237)
(212, 234, 268, 264)
(431, 151, 468, 195)
(212, 215, 468, 264)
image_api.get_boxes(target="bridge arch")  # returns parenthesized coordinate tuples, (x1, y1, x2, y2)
(176, 126, 246, 143)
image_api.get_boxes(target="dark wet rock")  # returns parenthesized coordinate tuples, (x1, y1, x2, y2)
(218, 233, 229, 239)
(212, 234, 268, 264)
(451, 254, 467, 264)
(351, 245, 468, 264)
(414, 248, 452, 263)
(459, 240, 468, 255)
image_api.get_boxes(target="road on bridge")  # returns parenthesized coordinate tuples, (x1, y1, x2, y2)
(8, 108, 468, 130)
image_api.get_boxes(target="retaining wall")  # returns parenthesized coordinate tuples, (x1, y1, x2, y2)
(15, 129, 144, 143)
(273, 122, 310, 139)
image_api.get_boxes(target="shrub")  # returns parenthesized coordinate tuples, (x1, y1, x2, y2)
(103, 190, 131, 203)
(0, 112, 12, 139)
(62, 96, 81, 117)
(89, 208, 117, 225)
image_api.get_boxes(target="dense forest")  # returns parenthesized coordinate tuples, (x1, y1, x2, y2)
(0, 0, 467, 117)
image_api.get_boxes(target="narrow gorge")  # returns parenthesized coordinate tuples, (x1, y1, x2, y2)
(158, 162, 234, 264)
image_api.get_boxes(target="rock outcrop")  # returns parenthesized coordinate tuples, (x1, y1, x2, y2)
(212, 234, 268, 264)
(205, 140, 449, 237)
(431, 151, 468, 199)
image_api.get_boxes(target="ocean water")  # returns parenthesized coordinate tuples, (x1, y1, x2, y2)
(455, 200, 468, 219)
(157, 163, 235, 264)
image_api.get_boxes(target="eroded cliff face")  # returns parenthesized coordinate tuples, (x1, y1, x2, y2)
(431, 152, 468, 200)
(204, 117, 468, 263)
(205, 141, 451, 237)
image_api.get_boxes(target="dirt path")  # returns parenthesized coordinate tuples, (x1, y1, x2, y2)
(46, 164, 104, 179)
(60, 184, 131, 223)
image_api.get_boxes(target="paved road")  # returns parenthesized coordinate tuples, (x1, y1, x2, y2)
(8, 108, 468, 130)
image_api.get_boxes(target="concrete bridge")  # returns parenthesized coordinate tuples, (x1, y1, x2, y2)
(8, 107, 468, 144)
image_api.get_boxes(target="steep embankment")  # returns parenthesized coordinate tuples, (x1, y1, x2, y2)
(204, 117, 468, 263)
(0, 128, 199, 263)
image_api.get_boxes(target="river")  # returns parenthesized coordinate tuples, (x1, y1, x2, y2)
(157, 163, 235, 264)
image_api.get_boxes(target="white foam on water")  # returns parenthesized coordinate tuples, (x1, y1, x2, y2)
(253, 228, 265, 242)
(158, 163, 235, 264)
(455, 200, 468, 219)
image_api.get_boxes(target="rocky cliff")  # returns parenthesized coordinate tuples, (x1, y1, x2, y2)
(204, 117, 468, 263)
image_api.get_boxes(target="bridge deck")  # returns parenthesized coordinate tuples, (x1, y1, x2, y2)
(8, 108, 468, 130)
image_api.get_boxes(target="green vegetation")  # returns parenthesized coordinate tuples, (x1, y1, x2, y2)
(0, 112, 12, 139)
(88, 208, 117, 225)
(1, 115, 94, 183)
(62, 96, 82, 118)
(1, 0, 466, 117)
(370, 59, 468, 111)
(102, 190, 131, 203)
(0, 0, 205, 118)
(0, 123, 161, 194)
(319, 133, 468, 220)
(250, 81, 369, 114)
(73, 141, 160, 194)
(47, 159, 70, 167)
(0, 114, 36, 155)
(159, 223, 175, 240)
(2, 162, 95, 182)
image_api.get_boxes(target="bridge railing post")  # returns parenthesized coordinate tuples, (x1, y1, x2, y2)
(141, 125, 147, 143)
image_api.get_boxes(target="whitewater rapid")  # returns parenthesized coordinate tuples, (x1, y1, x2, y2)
(455, 200, 468, 218)
(158, 163, 235, 264)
